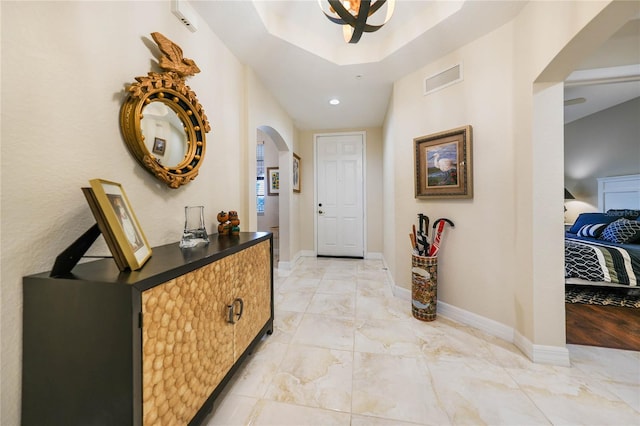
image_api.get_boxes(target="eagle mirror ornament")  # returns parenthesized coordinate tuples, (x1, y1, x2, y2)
(120, 32, 210, 188)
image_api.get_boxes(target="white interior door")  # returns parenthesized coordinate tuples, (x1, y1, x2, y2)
(316, 133, 364, 257)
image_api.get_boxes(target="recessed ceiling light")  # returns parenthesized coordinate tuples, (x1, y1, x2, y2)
(329, 98, 340, 105)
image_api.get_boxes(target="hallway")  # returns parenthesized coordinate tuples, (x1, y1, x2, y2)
(205, 257, 639, 425)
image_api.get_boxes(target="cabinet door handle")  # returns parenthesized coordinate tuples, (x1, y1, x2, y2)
(227, 303, 236, 324)
(227, 297, 244, 324)
(234, 297, 244, 322)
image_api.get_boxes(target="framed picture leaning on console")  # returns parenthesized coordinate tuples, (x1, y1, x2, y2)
(83, 178, 152, 270)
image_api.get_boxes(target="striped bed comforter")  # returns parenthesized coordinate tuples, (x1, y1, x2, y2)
(565, 235, 640, 287)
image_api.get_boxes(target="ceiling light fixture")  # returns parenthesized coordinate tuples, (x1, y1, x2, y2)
(329, 98, 340, 105)
(319, 0, 395, 44)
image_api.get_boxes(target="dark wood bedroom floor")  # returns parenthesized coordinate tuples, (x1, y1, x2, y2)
(566, 303, 640, 351)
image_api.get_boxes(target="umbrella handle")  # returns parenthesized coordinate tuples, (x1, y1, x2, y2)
(431, 218, 455, 229)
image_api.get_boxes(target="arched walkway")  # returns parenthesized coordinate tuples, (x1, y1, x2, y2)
(257, 125, 291, 268)
(531, 1, 638, 352)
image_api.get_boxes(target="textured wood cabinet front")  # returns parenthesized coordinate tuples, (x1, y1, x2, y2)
(141, 239, 271, 425)
(233, 240, 272, 358)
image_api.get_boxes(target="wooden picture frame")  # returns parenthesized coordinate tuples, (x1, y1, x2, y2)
(86, 179, 152, 270)
(293, 153, 301, 193)
(267, 167, 280, 196)
(414, 125, 473, 199)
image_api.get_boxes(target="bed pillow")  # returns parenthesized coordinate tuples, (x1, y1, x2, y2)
(568, 213, 617, 234)
(576, 223, 607, 238)
(600, 218, 640, 244)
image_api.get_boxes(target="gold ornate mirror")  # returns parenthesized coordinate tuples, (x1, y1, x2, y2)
(120, 32, 210, 188)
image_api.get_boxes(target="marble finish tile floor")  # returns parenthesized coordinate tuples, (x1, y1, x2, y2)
(205, 257, 639, 426)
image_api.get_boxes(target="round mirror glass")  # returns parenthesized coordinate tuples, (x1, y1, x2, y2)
(140, 101, 188, 168)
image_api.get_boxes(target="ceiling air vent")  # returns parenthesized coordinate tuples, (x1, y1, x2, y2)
(172, 0, 199, 32)
(424, 63, 463, 96)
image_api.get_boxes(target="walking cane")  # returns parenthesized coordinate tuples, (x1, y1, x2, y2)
(417, 213, 430, 256)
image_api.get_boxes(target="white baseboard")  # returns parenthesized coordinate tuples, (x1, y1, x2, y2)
(437, 301, 514, 343)
(278, 251, 304, 270)
(391, 285, 513, 343)
(384, 257, 569, 366)
(513, 332, 570, 366)
(392, 282, 411, 300)
(277, 261, 291, 270)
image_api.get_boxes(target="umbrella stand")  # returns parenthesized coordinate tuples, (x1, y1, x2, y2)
(411, 253, 438, 321)
(411, 216, 454, 322)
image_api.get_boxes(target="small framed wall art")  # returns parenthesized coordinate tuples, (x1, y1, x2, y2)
(84, 179, 152, 270)
(414, 125, 473, 199)
(267, 167, 280, 196)
(152, 137, 166, 155)
(293, 153, 301, 193)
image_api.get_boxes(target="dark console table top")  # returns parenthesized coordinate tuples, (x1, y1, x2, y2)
(27, 232, 272, 292)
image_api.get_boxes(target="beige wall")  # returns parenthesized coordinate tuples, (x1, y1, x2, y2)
(383, 0, 635, 350)
(0, 2, 295, 423)
(297, 127, 384, 257)
(385, 21, 518, 327)
(296, 129, 316, 255)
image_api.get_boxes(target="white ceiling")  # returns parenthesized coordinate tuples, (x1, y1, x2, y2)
(564, 18, 640, 123)
(190, 1, 640, 130)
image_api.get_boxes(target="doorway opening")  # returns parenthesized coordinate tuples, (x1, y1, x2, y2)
(256, 126, 290, 268)
(257, 130, 279, 262)
(539, 2, 637, 350)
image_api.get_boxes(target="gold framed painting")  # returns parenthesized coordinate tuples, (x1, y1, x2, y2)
(414, 125, 473, 199)
(86, 179, 152, 270)
(293, 153, 301, 193)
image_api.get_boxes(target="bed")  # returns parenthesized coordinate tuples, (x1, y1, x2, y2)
(565, 227, 640, 288)
(565, 174, 640, 293)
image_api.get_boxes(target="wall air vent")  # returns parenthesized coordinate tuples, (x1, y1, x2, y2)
(424, 63, 463, 96)
(172, 0, 199, 33)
